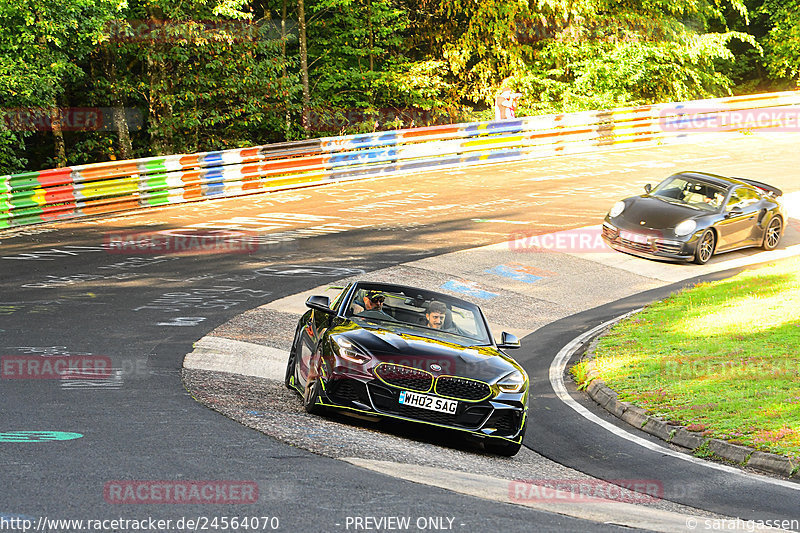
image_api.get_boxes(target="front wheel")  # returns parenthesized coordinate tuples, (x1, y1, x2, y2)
(303, 377, 326, 415)
(485, 422, 526, 457)
(285, 327, 302, 391)
(693, 230, 715, 265)
(762, 217, 782, 251)
(484, 437, 523, 457)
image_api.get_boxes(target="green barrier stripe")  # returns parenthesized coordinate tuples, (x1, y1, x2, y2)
(143, 190, 171, 206)
(142, 158, 166, 171)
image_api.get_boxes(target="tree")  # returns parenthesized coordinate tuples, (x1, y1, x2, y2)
(0, 0, 121, 172)
(762, 0, 800, 85)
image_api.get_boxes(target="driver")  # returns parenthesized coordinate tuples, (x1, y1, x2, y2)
(352, 290, 392, 319)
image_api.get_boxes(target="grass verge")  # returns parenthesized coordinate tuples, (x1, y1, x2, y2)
(573, 255, 800, 458)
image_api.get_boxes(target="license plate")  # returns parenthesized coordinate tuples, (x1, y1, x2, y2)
(620, 230, 649, 244)
(398, 391, 458, 414)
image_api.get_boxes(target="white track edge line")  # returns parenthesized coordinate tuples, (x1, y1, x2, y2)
(549, 309, 800, 492)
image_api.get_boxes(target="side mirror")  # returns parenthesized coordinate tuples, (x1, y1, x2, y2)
(497, 332, 520, 349)
(306, 295, 332, 313)
(725, 205, 743, 218)
(644, 184, 652, 194)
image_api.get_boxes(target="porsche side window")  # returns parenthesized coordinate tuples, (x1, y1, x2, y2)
(727, 187, 759, 211)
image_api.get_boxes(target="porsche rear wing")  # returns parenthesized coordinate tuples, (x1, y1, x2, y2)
(738, 178, 783, 198)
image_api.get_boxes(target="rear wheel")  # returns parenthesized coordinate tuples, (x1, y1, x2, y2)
(762, 217, 782, 250)
(693, 230, 715, 264)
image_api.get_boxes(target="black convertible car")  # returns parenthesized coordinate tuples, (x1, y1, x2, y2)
(285, 281, 528, 456)
(602, 171, 786, 264)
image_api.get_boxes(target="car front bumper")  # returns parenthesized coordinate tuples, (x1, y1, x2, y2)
(602, 219, 697, 261)
(316, 369, 528, 443)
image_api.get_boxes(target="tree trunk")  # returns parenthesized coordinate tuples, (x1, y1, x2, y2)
(368, 0, 374, 72)
(298, 0, 311, 136)
(281, 0, 291, 139)
(106, 48, 133, 159)
(50, 104, 67, 168)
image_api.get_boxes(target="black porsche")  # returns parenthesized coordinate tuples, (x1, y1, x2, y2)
(602, 171, 786, 264)
(285, 281, 529, 456)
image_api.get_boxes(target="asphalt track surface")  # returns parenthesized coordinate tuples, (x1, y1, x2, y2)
(1, 133, 798, 531)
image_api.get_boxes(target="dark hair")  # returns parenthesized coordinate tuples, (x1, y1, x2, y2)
(427, 301, 447, 315)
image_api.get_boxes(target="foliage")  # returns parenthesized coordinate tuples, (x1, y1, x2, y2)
(762, 0, 800, 84)
(0, 0, 797, 171)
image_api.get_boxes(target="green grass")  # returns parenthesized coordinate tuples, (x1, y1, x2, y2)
(576, 256, 800, 458)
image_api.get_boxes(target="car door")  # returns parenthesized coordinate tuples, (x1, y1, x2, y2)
(296, 286, 350, 386)
(716, 186, 763, 250)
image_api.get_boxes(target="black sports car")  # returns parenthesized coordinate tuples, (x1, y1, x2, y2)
(602, 171, 786, 264)
(285, 281, 528, 456)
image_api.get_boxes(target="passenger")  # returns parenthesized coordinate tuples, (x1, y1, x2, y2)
(425, 301, 456, 332)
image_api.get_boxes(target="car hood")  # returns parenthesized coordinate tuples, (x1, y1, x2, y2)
(341, 327, 521, 382)
(616, 196, 706, 230)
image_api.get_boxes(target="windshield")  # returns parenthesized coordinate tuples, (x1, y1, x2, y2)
(344, 284, 492, 345)
(651, 176, 728, 212)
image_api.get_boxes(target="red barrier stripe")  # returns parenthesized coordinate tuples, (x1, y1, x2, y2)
(260, 156, 326, 171)
(402, 125, 461, 138)
(37, 168, 73, 188)
(43, 184, 76, 204)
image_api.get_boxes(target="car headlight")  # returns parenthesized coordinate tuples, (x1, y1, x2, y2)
(497, 370, 526, 393)
(334, 337, 371, 364)
(609, 201, 625, 218)
(674, 219, 697, 237)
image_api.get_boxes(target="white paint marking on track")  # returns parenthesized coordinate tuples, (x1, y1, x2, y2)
(549, 311, 800, 492)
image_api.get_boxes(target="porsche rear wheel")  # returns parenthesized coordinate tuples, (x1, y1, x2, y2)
(693, 230, 715, 265)
(762, 217, 782, 251)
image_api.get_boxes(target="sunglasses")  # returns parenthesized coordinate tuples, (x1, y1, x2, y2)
(368, 295, 385, 303)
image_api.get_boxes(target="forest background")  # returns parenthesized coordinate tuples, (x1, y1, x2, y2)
(1, 0, 798, 173)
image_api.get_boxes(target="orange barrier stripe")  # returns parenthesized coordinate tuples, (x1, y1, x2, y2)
(179, 155, 200, 167)
(81, 197, 140, 215)
(79, 162, 140, 181)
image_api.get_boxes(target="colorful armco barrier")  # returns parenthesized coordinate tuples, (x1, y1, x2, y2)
(2, 91, 800, 229)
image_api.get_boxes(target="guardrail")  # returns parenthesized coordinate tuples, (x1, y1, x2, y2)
(2, 90, 800, 229)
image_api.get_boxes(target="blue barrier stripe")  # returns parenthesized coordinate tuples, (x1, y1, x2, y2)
(201, 151, 224, 165)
